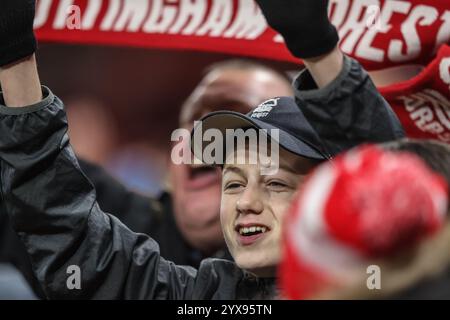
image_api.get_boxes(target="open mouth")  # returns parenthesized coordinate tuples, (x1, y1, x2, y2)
(186, 165, 220, 190)
(235, 224, 270, 246)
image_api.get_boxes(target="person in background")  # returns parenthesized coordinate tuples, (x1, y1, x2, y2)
(280, 145, 449, 299)
(381, 139, 450, 190)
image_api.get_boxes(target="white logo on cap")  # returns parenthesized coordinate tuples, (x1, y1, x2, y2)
(251, 98, 280, 119)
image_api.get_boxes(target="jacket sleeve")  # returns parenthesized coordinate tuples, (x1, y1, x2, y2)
(294, 55, 405, 157)
(77, 159, 161, 236)
(0, 87, 197, 299)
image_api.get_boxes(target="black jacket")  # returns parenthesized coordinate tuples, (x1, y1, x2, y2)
(0, 159, 228, 299)
(0, 56, 404, 299)
(0, 159, 158, 298)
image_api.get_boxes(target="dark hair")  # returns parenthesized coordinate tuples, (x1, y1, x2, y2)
(381, 138, 450, 186)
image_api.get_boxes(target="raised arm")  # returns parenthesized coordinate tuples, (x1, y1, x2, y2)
(0, 1, 200, 299)
(0, 55, 42, 107)
(256, 0, 405, 156)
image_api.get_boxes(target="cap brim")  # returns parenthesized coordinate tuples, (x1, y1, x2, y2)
(191, 111, 326, 162)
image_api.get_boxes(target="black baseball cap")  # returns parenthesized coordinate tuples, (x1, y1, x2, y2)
(190, 97, 331, 162)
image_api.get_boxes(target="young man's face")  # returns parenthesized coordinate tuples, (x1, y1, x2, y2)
(221, 146, 316, 277)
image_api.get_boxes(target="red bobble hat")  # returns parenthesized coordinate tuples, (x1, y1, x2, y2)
(280, 145, 448, 299)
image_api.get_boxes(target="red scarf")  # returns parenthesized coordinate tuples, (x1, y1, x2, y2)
(34, 0, 450, 142)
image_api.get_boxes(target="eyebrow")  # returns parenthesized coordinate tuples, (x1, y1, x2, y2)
(277, 163, 299, 175)
(223, 163, 301, 179)
(222, 166, 246, 178)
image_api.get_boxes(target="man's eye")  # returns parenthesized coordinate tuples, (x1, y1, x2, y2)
(224, 182, 244, 191)
(267, 181, 289, 191)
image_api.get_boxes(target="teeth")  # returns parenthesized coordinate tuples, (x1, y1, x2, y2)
(239, 226, 268, 235)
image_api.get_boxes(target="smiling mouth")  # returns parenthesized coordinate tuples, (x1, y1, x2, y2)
(237, 225, 268, 236)
(235, 224, 270, 246)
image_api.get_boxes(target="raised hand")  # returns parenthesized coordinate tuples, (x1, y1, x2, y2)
(255, 0, 339, 59)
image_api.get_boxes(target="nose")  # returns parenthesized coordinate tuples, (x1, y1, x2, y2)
(236, 185, 264, 215)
